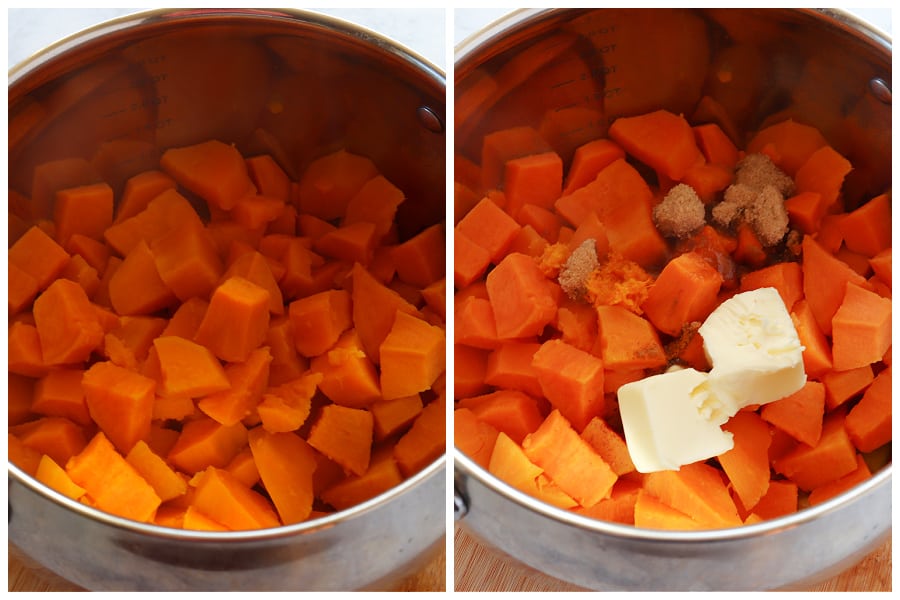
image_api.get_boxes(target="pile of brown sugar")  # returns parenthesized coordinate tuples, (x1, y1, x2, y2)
(649, 152, 794, 247)
(733, 152, 794, 196)
(652, 183, 706, 239)
(557, 154, 793, 311)
(711, 153, 793, 246)
(556, 240, 653, 314)
(558, 239, 599, 301)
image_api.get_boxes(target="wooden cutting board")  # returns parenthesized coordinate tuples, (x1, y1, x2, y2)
(7, 542, 446, 592)
(454, 526, 891, 591)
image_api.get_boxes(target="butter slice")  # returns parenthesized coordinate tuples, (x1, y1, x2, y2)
(700, 287, 806, 414)
(618, 287, 806, 473)
(618, 368, 734, 473)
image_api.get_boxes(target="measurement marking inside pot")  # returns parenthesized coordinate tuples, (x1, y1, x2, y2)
(133, 53, 167, 66)
(554, 87, 624, 112)
(101, 108, 128, 119)
(89, 74, 171, 99)
(585, 26, 617, 36)
(584, 64, 618, 79)
(561, 124, 593, 137)
(99, 96, 169, 119)
(131, 117, 175, 135)
(560, 126, 590, 138)
(547, 64, 621, 92)
(132, 73, 168, 86)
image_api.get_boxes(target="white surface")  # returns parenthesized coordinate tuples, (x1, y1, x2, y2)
(7, 8, 446, 72)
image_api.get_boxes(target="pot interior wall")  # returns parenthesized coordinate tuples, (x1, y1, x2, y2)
(455, 8, 890, 209)
(9, 11, 446, 241)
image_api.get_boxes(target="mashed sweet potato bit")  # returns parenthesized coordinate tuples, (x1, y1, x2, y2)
(585, 252, 654, 315)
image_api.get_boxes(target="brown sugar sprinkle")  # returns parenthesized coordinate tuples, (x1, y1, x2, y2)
(558, 238, 599, 301)
(584, 251, 654, 314)
(652, 183, 706, 239)
(710, 152, 793, 247)
(710, 184, 746, 228)
(712, 153, 794, 247)
(784, 229, 803, 257)
(712, 183, 790, 247)
(735, 152, 795, 197)
(746, 185, 790, 246)
(665, 320, 701, 360)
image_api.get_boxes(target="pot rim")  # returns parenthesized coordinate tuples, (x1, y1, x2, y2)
(455, 449, 891, 543)
(8, 6, 447, 543)
(454, 7, 892, 62)
(9, 454, 446, 542)
(8, 7, 445, 88)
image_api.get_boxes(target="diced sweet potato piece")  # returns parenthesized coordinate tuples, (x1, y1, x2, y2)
(522, 409, 617, 508)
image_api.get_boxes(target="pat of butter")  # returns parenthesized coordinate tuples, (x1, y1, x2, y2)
(700, 287, 806, 414)
(618, 367, 734, 473)
(618, 287, 806, 473)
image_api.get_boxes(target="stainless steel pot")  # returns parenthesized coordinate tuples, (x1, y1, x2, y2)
(8, 8, 446, 591)
(454, 8, 891, 591)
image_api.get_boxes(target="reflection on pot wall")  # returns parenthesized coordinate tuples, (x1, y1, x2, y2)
(456, 8, 890, 210)
(10, 14, 445, 243)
